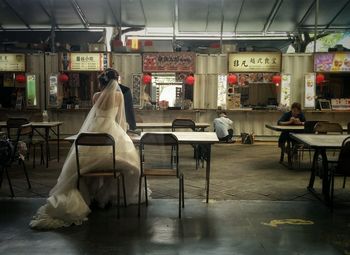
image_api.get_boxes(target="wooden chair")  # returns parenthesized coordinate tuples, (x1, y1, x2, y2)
(329, 137, 350, 209)
(0, 123, 32, 197)
(75, 132, 126, 218)
(172, 118, 202, 169)
(138, 133, 184, 218)
(6, 117, 44, 168)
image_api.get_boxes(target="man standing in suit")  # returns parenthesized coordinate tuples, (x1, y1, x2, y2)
(98, 68, 137, 130)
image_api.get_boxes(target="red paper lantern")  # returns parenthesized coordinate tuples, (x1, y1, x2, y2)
(15, 74, 26, 83)
(272, 75, 281, 86)
(185, 75, 195, 85)
(142, 74, 152, 84)
(58, 73, 69, 83)
(316, 73, 325, 84)
(227, 74, 237, 85)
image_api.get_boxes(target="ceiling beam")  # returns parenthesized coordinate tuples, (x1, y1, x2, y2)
(323, 0, 350, 32)
(297, 0, 315, 32)
(107, 0, 121, 28)
(263, 0, 283, 34)
(69, 0, 89, 28)
(234, 0, 245, 34)
(3, 0, 31, 30)
(205, 0, 210, 31)
(140, 0, 148, 27)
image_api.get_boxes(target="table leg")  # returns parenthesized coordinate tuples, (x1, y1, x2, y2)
(57, 125, 60, 162)
(45, 127, 49, 168)
(308, 148, 319, 190)
(320, 149, 330, 202)
(279, 144, 285, 163)
(205, 144, 211, 203)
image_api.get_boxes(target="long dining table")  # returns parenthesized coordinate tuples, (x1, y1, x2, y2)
(136, 122, 210, 131)
(65, 131, 219, 203)
(290, 133, 350, 203)
(0, 121, 63, 168)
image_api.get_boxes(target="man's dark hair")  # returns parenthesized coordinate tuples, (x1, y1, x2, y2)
(291, 102, 301, 111)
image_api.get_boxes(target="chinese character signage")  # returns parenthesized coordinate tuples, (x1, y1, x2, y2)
(304, 73, 316, 108)
(60, 53, 110, 71)
(0, 53, 25, 72)
(228, 52, 281, 73)
(314, 52, 350, 72)
(143, 52, 196, 72)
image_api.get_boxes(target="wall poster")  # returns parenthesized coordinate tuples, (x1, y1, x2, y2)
(304, 73, 316, 108)
(314, 52, 350, 72)
(280, 74, 291, 108)
(26, 74, 37, 107)
(217, 75, 227, 109)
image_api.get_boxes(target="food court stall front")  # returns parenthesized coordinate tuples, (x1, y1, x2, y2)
(49, 52, 111, 134)
(0, 53, 43, 121)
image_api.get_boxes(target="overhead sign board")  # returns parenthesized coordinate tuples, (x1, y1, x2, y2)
(60, 52, 110, 71)
(143, 52, 196, 73)
(228, 52, 281, 73)
(0, 53, 26, 72)
(314, 52, 350, 72)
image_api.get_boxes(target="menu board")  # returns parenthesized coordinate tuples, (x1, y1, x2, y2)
(280, 74, 291, 108)
(228, 52, 281, 73)
(314, 52, 350, 72)
(0, 53, 25, 72)
(304, 73, 316, 108)
(60, 53, 110, 71)
(217, 75, 227, 109)
(142, 52, 196, 72)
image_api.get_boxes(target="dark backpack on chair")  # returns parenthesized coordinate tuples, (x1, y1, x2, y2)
(0, 138, 14, 166)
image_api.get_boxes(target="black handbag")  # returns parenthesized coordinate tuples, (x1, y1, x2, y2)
(241, 133, 254, 144)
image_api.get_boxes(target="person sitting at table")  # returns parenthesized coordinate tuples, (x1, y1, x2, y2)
(30, 68, 146, 230)
(277, 102, 306, 148)
(213, 111, 235, 143)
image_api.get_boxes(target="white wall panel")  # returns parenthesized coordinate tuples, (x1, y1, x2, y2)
(112, 54, 142, 88)
(282, 54, 313, 108)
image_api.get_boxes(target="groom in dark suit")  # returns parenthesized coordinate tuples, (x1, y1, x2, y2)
(99, 68, 137, 130)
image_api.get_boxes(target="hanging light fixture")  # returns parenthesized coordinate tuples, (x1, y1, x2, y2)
(58, 73, 69, 83)
(142, 73, 152, 84)
(272, 74, 282, 86)
(227, 74, 237, 85)
(185, 74, 195, 85)
(15, 74, 26, 83)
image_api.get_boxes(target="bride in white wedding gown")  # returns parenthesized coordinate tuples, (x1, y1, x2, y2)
(30, 70, 143, 229)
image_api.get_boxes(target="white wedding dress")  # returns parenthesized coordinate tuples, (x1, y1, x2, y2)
(30, 81, 143, 229)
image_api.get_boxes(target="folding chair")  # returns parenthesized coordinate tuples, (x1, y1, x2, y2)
(138, 133, 184, 218)
(75, 132, 127, 218)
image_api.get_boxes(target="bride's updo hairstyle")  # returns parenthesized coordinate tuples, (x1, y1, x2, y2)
(98, 68, 119, 88)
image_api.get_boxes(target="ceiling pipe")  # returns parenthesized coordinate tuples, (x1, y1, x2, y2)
(313, 0, 319, 53)
(107, 0, 121, 28)
(234, 0, 245, 35)
(322, 0, 350, 33)
(39, 0, 60, 30)
(219, 0, 224, 51)
(69, 0, 89, 28)
(263, 0, 283, 34)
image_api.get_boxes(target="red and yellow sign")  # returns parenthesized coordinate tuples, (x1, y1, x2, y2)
(314, 52, 350, 72)
(228, 52, 281, 73)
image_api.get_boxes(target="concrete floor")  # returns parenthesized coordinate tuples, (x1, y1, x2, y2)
(1, 142, 350, 254)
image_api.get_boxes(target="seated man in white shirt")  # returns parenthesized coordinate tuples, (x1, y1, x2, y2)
(213, 111, 234, 143)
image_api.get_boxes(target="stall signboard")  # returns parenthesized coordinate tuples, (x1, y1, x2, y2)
(280, 74, 291, 108)
(26, 74, 37, 107)
(142, 52, 196, 72)
(60, 52, 110, 71)
(217, 75, 227, 109)
(228, 52, 281, 73)
(314, 52, 350, 72)
(304, 73, 316, 108)
(0, 53, 25, 72)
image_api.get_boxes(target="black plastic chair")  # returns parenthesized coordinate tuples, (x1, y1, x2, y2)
(329, 136, 350, 209)
(138, 133, 184, 218)
(75, 132, 127, 218)
(171, 119, 202, 169)
(6, 117, 44, 168)
(0, 123, 32, 197)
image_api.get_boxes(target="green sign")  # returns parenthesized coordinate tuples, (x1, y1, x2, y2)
(26, 74, 37, 107)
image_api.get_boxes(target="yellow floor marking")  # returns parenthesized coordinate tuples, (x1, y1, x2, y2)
(262, 219, 314, 227)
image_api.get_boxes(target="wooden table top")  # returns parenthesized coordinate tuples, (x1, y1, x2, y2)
(290, 134, 350, 148)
